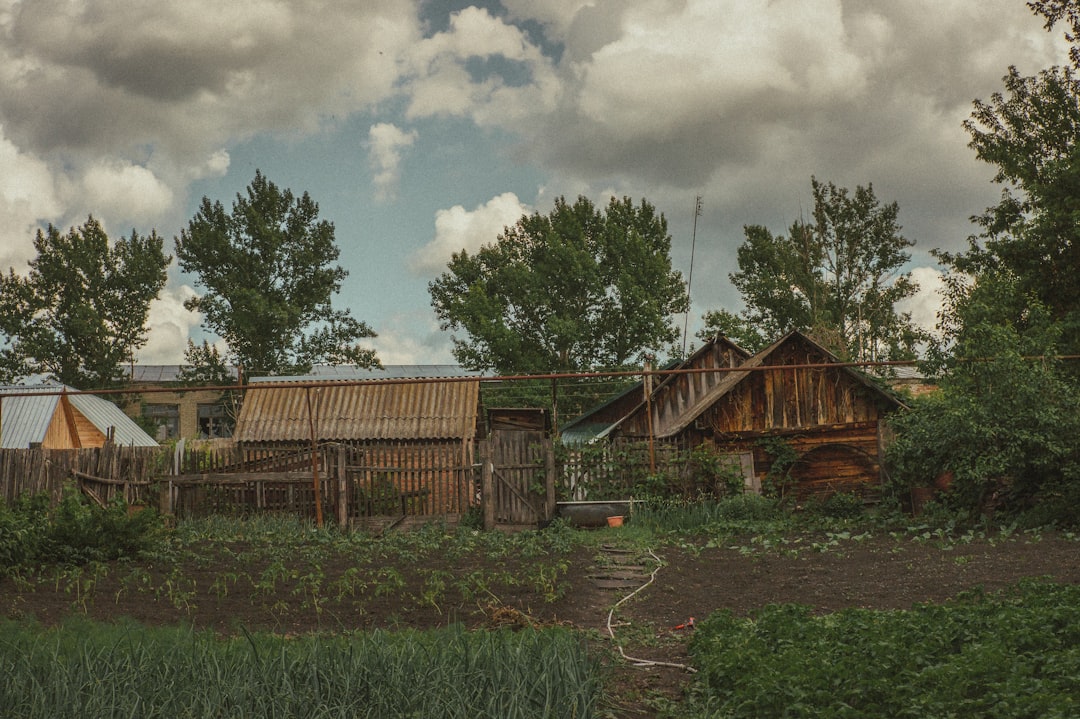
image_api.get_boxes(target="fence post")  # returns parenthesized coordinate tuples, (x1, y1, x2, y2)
(480, 439, 494, 531)
(544, 438, 556, 521)
(336, 445, 348, 528)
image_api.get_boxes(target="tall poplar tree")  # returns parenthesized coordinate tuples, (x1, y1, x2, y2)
(701, 178, 923, 360)
(429, 195, 689, 375)
(175, 171, 378, 378)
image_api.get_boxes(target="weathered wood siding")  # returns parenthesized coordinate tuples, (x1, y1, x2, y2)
(705, 369, 885, 435)
(714, 422, 884, 500)
(609, 333, 902, 500)
(171, 440, 474, 520)
(0, 446, 162, 503)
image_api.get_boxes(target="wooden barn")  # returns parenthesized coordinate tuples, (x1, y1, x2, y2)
(562, 331, 906, 500)
(231, 373, 483, 518)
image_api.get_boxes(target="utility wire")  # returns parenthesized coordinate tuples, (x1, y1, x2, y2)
(681, 196, 703, 358)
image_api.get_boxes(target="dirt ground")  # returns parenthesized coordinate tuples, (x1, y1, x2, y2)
(3, 529, 1079, 716)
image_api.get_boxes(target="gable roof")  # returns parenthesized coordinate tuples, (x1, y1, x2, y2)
(651, 330, 905, 439)
(561, 331, 906, 443)
(0, 380, 158, 448)
(233, 377, 481, 443)
(560, 335, 751, 444)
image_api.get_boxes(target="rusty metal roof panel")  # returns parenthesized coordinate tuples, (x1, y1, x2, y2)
(234, 380, 480, 443)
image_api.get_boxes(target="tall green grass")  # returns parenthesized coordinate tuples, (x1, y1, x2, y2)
(632, 494, 785, 534)
(0, 618, 601, 718)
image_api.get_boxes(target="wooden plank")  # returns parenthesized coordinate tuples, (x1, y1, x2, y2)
(170, 471, 310, 485)
(70, 470, 152, 487)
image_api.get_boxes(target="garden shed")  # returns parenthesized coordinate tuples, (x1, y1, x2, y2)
(562, 331, 906, 500)
(0, 379, 158, 449)
(231, 373, 483, 518)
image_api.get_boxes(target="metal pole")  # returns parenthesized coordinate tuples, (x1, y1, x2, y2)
(305, 387, 324, 528)
(644, 358, 656, 474)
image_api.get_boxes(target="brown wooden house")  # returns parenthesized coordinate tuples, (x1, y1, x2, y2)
(562, 331, 906, 500)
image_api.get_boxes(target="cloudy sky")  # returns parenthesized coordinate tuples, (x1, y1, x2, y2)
(0, 0, 1070, 367)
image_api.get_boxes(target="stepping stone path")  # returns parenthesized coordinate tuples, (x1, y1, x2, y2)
(588, 544, 655, 592)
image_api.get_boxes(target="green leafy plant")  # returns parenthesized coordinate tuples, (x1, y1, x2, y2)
(0, 618, 601, 718)
(686, 580, 1080, 719)
(2, 487, 162, 569)
(755, 437, 800, 500)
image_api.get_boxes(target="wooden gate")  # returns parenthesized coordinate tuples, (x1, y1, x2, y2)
(480, 430, 556, 530)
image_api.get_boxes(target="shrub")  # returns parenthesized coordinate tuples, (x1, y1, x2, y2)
(0, 486, 162, 569)
(0, 494, 51, 576)
(804, 491, 866, 520)
(885, 359, 1080, 525)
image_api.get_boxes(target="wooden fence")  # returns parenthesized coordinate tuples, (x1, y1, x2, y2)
(480, 429, 555, 530)
(164, 441, 474, 527)
(0, 446, 163, 505)
(1, 438, 732, 527)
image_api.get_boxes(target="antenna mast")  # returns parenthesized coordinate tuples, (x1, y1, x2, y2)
(681, 196, 703, 357)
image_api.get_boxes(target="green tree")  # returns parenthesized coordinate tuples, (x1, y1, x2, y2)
(888, 3, 1080, 524)
(697, 308, 768, 354)
(0, 217, 169, 389)
(701, 178, 924, 361)
(1029, 0, 1080, 68)
(886, 302, 1080, 525)
(429, 195, 689, 374)
(175, 170, 378, 378)
(948, 63, 1080, 355)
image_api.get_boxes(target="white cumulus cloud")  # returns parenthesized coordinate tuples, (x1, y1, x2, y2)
(0, 126, 62, 270)
(135, 285, 202, 365)
(897, 266, 947, 338)
(367, 123, 418, 202)
(408, 192, 531, 275)
(80, 161, 174, 224)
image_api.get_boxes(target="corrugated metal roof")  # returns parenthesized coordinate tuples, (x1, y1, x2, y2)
(123, 363, 477, 386)
(0, 386, 57, 449)
(0, 381, 158, 448)
(234, 379, 480, 443)
(68, 393, 159, 447)
(127, 364, 240, 383)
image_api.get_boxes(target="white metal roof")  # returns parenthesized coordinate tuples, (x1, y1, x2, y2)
(0, 381, 158, 448)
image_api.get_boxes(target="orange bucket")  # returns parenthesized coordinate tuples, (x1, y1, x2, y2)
(606, 515, 624, 528)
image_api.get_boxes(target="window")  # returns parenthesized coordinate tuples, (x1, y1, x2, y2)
(197, 403, 233, 439)
(142, 404, 180, 441)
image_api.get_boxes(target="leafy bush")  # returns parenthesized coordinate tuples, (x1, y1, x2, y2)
(633, 494, 783, 534)
(0, 494, 51, 575)
(0, 486, 162, 570)
(804, 491, 866, 520)
(755, 437, 800, 500)
(885, 354, 1080, 525)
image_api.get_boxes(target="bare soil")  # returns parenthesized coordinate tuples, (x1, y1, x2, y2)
(3, 529, 1078, 717)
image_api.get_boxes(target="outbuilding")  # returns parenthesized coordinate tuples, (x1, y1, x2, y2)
(0, 379, 158, 449)
(562, 331, 906, 500)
